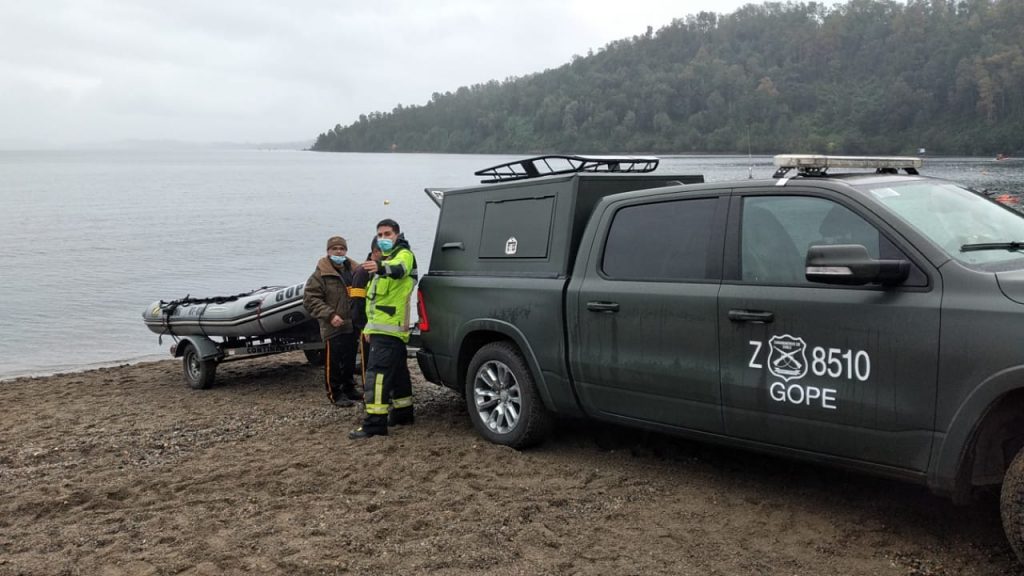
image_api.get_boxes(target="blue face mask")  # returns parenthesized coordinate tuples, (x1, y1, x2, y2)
(377, 238, 395, 252)
(329, 255, 347, 265)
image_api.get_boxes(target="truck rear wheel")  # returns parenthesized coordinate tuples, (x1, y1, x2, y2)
(182, 343, 217, 390)
(466, 341, 553, 448)
(1003, 448, 1024, 564)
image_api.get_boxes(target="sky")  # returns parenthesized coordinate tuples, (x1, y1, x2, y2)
(0, 0, 840, 148)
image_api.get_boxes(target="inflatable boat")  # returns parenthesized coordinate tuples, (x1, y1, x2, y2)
(143, 281, 315, 338)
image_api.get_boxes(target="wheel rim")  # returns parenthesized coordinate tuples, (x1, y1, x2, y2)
(472, 360, 522, 434)
(186, 352, 201, 380)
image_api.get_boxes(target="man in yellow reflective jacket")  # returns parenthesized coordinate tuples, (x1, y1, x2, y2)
(349, 219, 418, 439)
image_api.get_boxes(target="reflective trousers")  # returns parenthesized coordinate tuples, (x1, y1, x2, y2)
(361, 334, 413, 434)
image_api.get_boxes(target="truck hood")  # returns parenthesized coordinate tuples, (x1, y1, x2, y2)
(996, 269, 1024, 304)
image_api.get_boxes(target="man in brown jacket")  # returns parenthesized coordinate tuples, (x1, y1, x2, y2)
(303, 236, 362, 406)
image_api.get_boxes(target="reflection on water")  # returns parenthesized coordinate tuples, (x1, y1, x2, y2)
(0, 150, 1021, 379)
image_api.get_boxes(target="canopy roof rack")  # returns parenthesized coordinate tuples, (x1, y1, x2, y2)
(475, 154, 659, 183)
(773, 154, 922, 178)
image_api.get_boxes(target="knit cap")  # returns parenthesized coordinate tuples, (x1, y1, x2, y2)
(326, 236, 348, 250)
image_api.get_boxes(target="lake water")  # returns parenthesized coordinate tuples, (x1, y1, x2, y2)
(1, 149, 1021, 380)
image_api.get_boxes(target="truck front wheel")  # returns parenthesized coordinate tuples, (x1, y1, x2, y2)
(466, 342, 553, 448)
(1002, 447, 1024, 564)
(182, 343, 217, 390)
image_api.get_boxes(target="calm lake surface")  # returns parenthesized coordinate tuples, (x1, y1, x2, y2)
(1, 149, 1021, 379)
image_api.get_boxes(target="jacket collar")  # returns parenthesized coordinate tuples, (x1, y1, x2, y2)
(382, 235, 411, 257)
(316, 256, 347, 276)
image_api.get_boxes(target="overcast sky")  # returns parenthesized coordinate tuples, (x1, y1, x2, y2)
(0, 1, 840, 147)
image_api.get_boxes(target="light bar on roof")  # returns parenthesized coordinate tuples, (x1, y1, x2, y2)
(773, 154, 922, 178)
(774, 154, 922, 170)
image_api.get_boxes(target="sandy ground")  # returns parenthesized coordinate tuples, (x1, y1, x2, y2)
(1, 352, 1022, 576)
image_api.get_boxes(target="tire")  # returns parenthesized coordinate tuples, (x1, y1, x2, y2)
(182, 343, 217, 390)
(304, 348, 325, 366)
(1002, 447, 1024, 565)
(465, 341, 553, 448)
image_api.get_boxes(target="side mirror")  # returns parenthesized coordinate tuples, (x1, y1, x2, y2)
(805, 244, 910, 286)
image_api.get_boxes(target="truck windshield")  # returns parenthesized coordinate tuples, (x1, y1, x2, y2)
(857, 180, 1024, 267)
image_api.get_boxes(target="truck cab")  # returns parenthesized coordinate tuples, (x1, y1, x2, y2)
(415, 154, 1024, 565)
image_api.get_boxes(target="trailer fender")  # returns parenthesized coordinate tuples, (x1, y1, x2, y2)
(172, 336, 221, 361)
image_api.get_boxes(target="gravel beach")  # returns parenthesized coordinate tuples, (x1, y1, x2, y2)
(1, 353, 1020, 575)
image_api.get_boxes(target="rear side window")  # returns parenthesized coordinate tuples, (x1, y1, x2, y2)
(480, 196, 554, 258)
(602, 198, 717, 281)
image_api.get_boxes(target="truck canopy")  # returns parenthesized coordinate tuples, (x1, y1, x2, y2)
(428, 169, 703, 278)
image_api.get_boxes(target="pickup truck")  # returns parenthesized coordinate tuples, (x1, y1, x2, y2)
(414, 154, 1024, 564)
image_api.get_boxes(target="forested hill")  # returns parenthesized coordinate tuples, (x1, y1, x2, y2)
(312, 0, 1024, 156)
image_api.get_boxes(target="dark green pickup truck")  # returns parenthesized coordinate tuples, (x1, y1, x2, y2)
(415, 154, 1024, 564)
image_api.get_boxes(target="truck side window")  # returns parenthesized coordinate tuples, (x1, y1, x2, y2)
(602, 198, 717, 281)
(741, 196, 899, 285)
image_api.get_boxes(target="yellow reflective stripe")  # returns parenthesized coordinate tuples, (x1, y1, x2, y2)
(365, 322, 408, 335)
(393, 396, 413, 409)
(365, 371, 388, 414)
(367, 276, 377, 300)
(348, 287, 367, 298)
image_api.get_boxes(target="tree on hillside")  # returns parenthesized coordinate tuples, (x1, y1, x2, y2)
(311, 0, 1024, 156)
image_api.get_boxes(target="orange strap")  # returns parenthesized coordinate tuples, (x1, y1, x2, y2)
(324, 339, 334, 402)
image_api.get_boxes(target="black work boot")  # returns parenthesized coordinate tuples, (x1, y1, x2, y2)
(341, 383, 363, 402)
(348, 426, 387, 440)
(351, 415, 388, 439)
(388, 407, 415, 426)
(329, 388, 354, 407)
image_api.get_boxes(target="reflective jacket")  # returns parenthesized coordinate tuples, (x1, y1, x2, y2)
(364, 238, 417, 342)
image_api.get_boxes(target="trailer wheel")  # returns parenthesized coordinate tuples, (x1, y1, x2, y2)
(304, 349, 325, 366)
(465, 341, 553, 448)
(1002, 447, 1024, 565)
(182, 343, 217, 389)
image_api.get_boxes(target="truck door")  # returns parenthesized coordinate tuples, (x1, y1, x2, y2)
(568, 192, 727, 432)
(718, 191, 940, 471)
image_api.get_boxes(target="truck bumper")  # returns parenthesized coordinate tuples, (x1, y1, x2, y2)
(416, 349, 442, 384)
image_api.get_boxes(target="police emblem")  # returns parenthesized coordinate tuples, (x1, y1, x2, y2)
(768, 334, 808, 382)
(505, 236, 518, 255)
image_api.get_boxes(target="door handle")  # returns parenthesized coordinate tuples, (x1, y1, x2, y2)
(728, 309, 774, 323)
(586, 301, 620, 313)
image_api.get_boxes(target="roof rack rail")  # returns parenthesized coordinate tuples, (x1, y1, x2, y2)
(475, 154, 659, 183)
(773, 154, 922, 179)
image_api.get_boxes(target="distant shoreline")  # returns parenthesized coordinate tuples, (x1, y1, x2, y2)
(0, 354, 169, 383)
